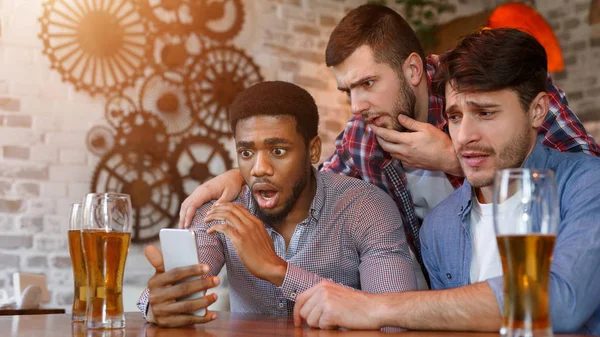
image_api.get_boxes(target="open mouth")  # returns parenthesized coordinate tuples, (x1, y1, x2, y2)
(252, 184, 280, 209)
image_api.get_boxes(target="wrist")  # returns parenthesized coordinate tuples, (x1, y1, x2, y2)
(444, 148, 464, 177)
(371, 292, 405, 328)
(370, 293, 390, 328)
(264, 259, 288, 287)
(233, 168, 245, 186)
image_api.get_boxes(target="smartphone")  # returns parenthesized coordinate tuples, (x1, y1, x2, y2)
(159, 228, 206, 316)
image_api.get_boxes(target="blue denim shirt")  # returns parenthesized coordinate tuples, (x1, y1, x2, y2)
(420, 140, 600, 335)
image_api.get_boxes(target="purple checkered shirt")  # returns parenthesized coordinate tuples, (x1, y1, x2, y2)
(137, 170, 416, 317)
(320, 54, 600, 276)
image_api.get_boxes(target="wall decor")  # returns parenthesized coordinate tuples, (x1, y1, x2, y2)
(41, 0, 263, 242)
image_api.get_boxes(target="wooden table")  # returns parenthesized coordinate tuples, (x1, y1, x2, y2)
(0, 312, 587, 337)
(0, 308, 65, 316)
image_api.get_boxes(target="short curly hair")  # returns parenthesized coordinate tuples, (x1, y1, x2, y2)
(229, 81, 319, 144)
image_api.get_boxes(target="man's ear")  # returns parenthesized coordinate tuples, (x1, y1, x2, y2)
(308, 136, 322, 164)
(402, 52, 424, 87)
(529, 92, 549, 129)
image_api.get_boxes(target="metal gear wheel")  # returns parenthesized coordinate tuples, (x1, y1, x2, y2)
(186, 45, 263, 137)
(114, 110, 170, 168)
(170, 135, 233, 198)
(105, 95, 138, 129)
(39, 0, 150, 97)
(146, 30, 204, 84)
(86, 125, 116, 157)
(139, 74, 194, 137)
(138, 0, 194, 33)
(91, 150, 181, 242)
(190, 0, 245, 42)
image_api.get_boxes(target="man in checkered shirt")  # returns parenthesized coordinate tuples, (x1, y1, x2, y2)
(137, 81, 416, 327)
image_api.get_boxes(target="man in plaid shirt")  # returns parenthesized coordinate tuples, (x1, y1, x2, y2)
(138, 81, 416, 327)
(178, 4, 599, 280)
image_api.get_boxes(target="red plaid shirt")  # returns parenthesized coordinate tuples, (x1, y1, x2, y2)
(321, 54, 600, 272)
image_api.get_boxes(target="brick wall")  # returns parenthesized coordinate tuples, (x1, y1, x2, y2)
(0, 0, 598, 311)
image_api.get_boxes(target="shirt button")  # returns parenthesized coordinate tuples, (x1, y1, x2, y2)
(446, 273, 452, 280)
(290, 292, 297, 299)
(278, 303, 284, 308)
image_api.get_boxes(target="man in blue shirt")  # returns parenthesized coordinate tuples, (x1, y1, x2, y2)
(293, 28, 600, 334)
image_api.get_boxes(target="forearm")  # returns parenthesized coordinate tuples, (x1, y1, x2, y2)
(375, 282, 501, 331)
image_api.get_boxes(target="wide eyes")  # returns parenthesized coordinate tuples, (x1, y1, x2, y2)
(237, 148, 288, 159)
(239, 150, 253, 159)
(272, 148, 287, 156)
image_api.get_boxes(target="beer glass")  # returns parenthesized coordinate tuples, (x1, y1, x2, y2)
(493, 169, 559, 337)
(82, 193, 132, 329)
(68, 203, 87, 322)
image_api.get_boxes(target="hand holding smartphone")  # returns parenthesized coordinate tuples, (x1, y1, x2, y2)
(159, 228, 207, 316)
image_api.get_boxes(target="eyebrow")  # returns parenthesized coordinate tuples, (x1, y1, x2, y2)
(337, 75, 377, 92)
(236, 138, 293, 148)
(445, 100, 501, 114)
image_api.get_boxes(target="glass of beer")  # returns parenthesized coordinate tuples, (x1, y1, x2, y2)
(493, 169, 559, 337)
(68, 203, 87, 322)
(81, 193, 132, 329)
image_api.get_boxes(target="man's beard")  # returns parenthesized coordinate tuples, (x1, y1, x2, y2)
(462, 126, 532, 188)
(253, 165, 311, 226)
(361, 75, 416, 132)
(393, 75, 417, 132)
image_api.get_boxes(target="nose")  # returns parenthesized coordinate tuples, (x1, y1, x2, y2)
(350, 91, 370, 116)
(251, 152, 274, 177)
(454, 114, 481, 148)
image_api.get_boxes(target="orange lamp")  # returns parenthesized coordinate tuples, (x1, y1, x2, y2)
(489, 2, 564, 72)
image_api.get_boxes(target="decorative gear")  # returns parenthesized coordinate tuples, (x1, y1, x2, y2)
(39, 0, 150, 97)
(138, 0, 194, 34)
(114, 110, 170, 168)
(139, 74, 194, 137)
(170, 135, 233, 198)
(146, 30, 204, 84)
(105, 95, 138, 129)
(186, 45, 263, 137)
(91, 150, 181, 243)
(190, 0, 245, 42)
(86, 125, 116, 157)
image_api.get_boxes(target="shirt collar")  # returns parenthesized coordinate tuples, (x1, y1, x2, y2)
(522, 138, 550, 169)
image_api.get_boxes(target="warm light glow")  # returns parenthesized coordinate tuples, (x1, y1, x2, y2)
(489, 2, 564, 73)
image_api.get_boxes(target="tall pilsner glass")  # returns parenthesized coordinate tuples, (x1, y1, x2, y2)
(493, 169, 559, 337)
(68, 203, 86, 322)
(82, 193, 132, 329)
